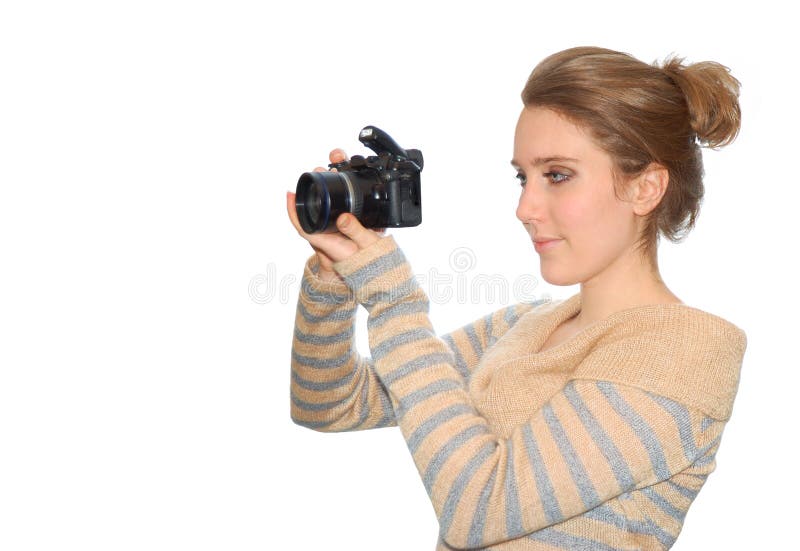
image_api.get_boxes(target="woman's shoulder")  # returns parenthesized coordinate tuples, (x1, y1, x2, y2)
(575, 303, 748, 421)
(624, 301, 747, 362)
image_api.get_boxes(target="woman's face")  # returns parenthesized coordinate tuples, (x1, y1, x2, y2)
(513, 106, 640, 286)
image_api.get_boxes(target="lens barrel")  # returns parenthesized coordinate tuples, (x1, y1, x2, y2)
(295, 171, 367, 233)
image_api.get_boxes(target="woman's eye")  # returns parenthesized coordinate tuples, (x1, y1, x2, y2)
(545, 171, 570, 184)
(516, 171, 569, 187)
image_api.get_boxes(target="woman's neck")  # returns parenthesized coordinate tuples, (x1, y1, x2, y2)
(571, 251, 681, 330)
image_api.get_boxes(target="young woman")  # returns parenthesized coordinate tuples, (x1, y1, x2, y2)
(285, 46, 746, 550)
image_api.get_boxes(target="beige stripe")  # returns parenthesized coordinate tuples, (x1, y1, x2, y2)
(426, 431, 495, 519)
(582, 384, 653, 485)
(549, 386, 622, 498)
(508, 428, 550, 531)
(555, 513, 637, 547)
(409, 412, 486, 477)
(294, 311, 353, 336)
(528, 407, 583, 518)
(445, 448, 498, 544)
(633, 488, 682, 534)
(448, 330, 482, 368)
(627, 389, 698, 473)
(399, 393, 472, 445)
(290, 365, 360, 405)
(290, 334, 353, 358)
(351, 260, 418, 304)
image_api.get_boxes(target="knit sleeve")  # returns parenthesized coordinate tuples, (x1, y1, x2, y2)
(331, 236, 723, 548)
(290, 252, 537, 432)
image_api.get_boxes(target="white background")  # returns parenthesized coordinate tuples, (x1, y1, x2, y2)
(1, 1, 796, 549)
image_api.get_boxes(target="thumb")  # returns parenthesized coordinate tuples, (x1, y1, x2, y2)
(336, 214, 381, 249)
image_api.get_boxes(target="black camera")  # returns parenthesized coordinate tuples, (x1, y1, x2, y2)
(295, 126, 423, 234)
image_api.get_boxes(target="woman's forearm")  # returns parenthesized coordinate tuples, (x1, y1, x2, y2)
(290, 253, 397, 432)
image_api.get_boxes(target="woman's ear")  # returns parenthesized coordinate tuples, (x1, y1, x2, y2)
(631, 163, 669, 216)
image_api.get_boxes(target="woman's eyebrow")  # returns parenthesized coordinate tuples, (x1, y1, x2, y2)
(510, 156, 579, 168)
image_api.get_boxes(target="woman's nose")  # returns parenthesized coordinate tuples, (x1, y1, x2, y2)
(515, 185, 543, 223)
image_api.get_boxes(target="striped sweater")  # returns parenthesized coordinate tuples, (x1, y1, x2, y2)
(290, 235, 747, 550)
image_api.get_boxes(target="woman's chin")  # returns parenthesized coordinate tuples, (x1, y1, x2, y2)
(539, 265, 580, 287)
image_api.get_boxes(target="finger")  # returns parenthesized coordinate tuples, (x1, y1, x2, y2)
(329, 148, 347, 164)
(336, 213, 382, 250)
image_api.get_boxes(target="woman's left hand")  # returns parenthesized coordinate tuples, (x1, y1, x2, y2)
(286, 199, 384, 263)
(286, 149, 386, 266)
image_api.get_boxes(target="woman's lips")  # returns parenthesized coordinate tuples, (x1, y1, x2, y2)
(533, 238, 562, 253)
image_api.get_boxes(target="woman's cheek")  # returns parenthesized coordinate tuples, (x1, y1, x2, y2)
(558, 197, 594, 240)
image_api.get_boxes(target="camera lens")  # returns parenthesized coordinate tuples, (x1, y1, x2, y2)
(296, 171, 365, 233)
(305, 182, 324, 226)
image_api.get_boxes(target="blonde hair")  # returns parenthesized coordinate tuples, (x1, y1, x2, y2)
(521, 46, 741, 261)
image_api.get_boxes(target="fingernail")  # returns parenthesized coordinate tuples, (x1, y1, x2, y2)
(338, 215, 349, 229)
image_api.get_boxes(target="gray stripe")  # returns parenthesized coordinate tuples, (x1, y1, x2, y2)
(528, 526, 629, 551)
(701, 416, 715, 432)
(423, 424, 492, 494)
(291, 349, 351, 370)
(542, 403, 600, 509)
(692, 435, 722, 468)
(340, 248, 407, 290)
(467, 466, 497, 546)
(666, 480, 699, 500)
(341, 368, 371, 431)
(563, 381, 635, 491)
(362, 276, 419, 309)
(298, 300, 357, 324)
(367, 299, 429, 330)
(439, 443, 495, 540)
(293, 325, 354, 346)
(396, 379, 462, 419)
(596, 382, 670, 480)
(463, 325, 483, 358)
(382, 352, 453, 387)
(637, 511, 678, 548)
(407, 404, 474, 454)
(372, 328, 432, 361)
(503, 304, 519, 326)
(642, 486, 686, 521)
(693, 448, 719, 467)
(583, 503, 625, 530)
(442, 334, 469, 380)
(700, 435, 722, 456)
(646, 392, 699, 462)
(292, 416, 334, 430)
(584, 502, 676, 548)
(504, 298, 548, 326)
(374, 377, 397, 428)
(521, 423, 563, 524)
(291, 367, 356, 392)
(300, 277, 353, 304)
(504, 439, 524, 537)
(484, 314, 494, 348)
(290, 391, 348, 412)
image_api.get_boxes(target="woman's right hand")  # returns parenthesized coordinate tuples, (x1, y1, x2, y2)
(286, 148, 385, 282)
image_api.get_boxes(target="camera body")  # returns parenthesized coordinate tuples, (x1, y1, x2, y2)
(295, 126, 423, 234)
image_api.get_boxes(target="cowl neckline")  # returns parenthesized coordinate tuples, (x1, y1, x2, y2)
(524, 292, 739, 358)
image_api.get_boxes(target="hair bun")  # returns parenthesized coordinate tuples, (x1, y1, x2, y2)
(661, 56, 742, 148)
